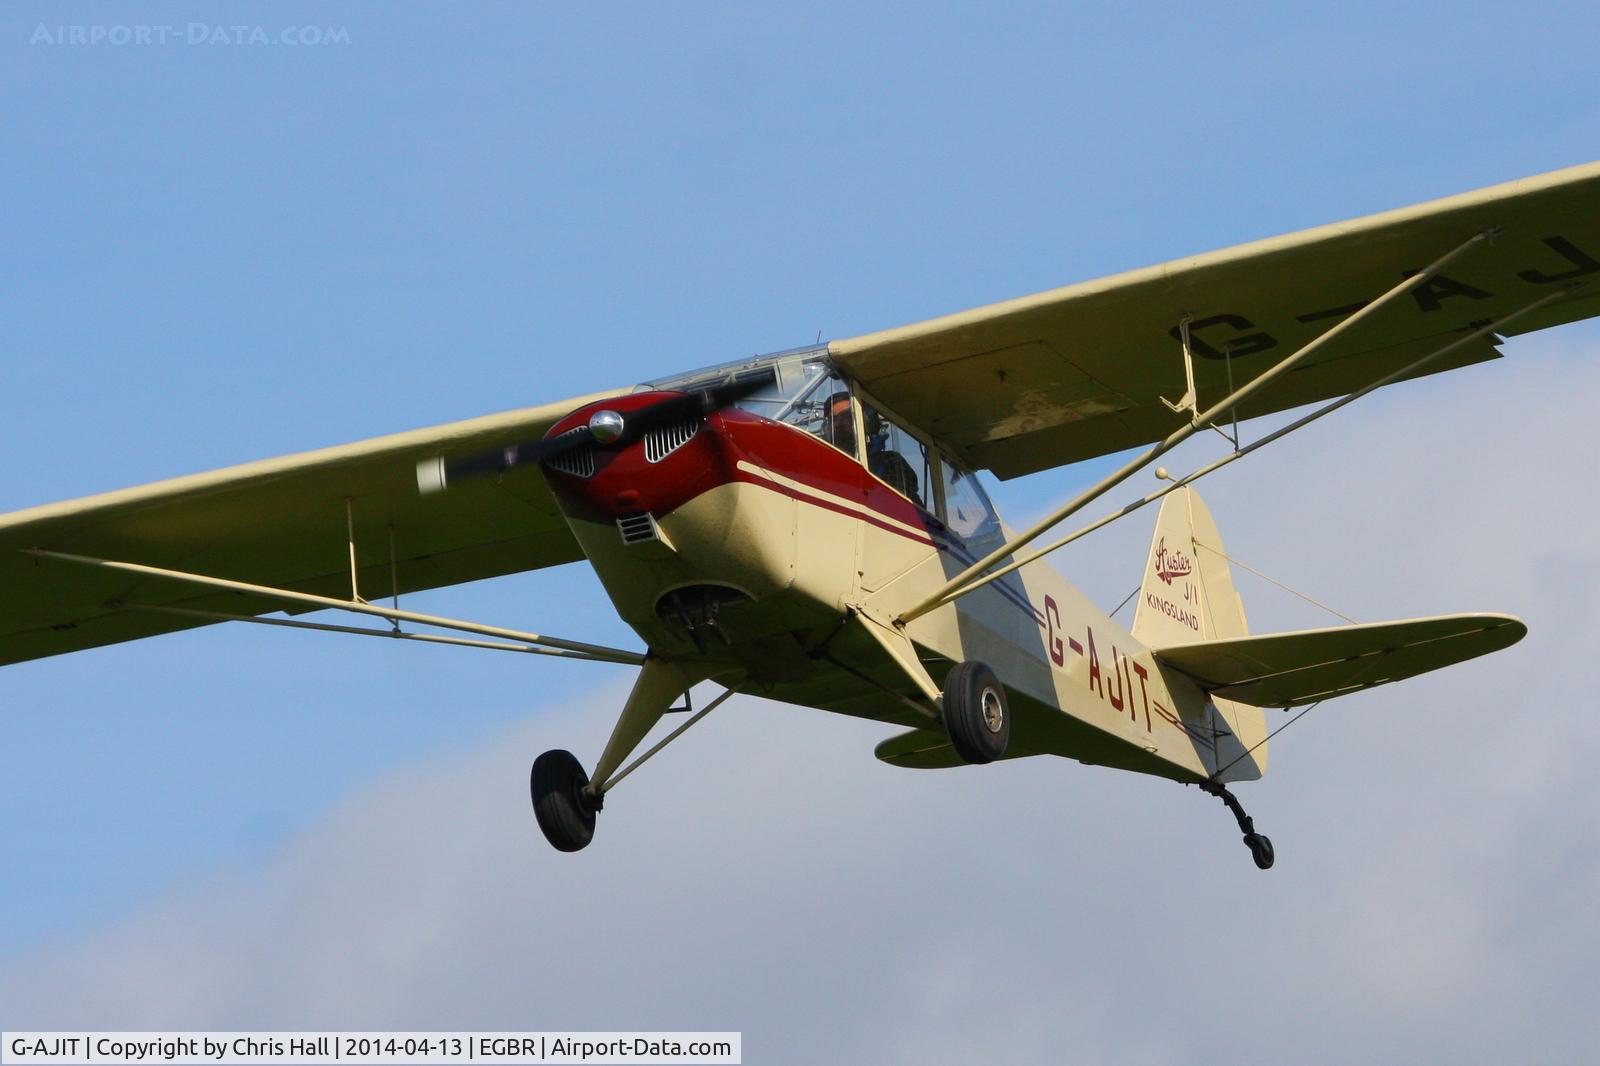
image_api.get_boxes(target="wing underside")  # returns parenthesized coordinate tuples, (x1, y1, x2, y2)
(832, 162, 1600, 478)
(11, 166, 1594, 669)
(0, 390, 624, 667)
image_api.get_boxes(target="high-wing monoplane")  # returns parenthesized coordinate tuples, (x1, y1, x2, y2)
(7, 163, 1599, 868)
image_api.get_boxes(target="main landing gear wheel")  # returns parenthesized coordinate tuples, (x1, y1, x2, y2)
(1197, 778, 1274, 870)
(530, 749, 600, 853)
(942, 660, 1010, 764)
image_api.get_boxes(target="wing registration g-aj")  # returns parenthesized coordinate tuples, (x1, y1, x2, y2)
(7, 163, 1597, 869)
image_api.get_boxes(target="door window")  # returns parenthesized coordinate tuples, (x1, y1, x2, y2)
(859, 401, 933, 510)
(940, 460, 1004, 554)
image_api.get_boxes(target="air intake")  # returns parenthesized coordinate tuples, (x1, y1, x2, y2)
(546, 445, 595, 478)
(644, 419, 699, 463)
(617, 512, 661, 545)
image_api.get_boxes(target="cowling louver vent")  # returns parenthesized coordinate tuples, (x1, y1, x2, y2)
(546, 445, 595, 478)
(617, 512, 660, 545)
(644, 419, 699, 463)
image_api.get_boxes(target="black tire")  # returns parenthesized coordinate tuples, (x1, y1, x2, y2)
(530, 749, 598, 853)
(1245, 832, 1275, 870)
(941, 660, 1010, 764)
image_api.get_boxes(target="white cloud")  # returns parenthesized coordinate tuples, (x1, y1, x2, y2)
(4, 339, 1599, 1064)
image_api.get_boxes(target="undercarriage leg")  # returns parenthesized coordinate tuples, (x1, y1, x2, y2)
(587, 656, 712, 800)
(531, 656, 712, 853)
(1196, 778, 1275, 870)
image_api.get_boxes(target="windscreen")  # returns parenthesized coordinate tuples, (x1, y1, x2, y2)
(642, 346, 851, 451)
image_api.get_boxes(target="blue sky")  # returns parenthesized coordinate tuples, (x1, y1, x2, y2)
(3, 4, 1599, 1060)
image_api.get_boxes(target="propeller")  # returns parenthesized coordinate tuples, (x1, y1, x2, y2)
(417, 371, 774, 495)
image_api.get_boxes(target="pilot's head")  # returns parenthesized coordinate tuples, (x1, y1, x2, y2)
(825, 391, 856, 455)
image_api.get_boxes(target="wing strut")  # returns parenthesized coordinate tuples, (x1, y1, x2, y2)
(896, 286, 1568, 613)
(894, 229, 1497, 626)
(130, 603, 618, 661)
(19, 548, 646, 666)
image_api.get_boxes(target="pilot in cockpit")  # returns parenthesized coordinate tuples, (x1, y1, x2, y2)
(825, 391, 922, 508)
(824, 390, 858, 457)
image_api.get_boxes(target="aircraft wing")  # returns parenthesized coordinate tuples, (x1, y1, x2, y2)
(1150, 614, 1526, 708)
(0, 390, 624, 668)
(831, 162, 1600, 479)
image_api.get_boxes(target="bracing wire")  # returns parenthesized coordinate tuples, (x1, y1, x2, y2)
(1214, 700, 1323, 778)
(1192, 539, 1355, 623)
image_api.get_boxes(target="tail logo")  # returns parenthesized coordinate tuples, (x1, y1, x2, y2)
(1153, 537, 1193, 585)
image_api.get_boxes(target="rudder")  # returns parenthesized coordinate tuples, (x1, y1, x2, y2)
(1132, 487, 1266, 780)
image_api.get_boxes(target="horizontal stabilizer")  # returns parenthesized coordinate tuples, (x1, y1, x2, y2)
(1151, 613, 1526, 708)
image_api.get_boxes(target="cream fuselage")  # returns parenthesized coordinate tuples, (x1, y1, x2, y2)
(544, 394, 1258, 785)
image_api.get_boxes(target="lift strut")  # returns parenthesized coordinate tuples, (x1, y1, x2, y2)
(893, 229, 1542, 625)
(21, 548, 646, 666)
(897, 287, 1569, 611)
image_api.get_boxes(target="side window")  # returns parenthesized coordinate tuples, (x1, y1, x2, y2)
(860, 401, 933, 510)
(773, 374, 860, 459)
(940, 460, 1004, 553)
(813, 388, 860, 459)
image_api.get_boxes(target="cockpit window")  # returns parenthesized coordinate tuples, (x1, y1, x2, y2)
(732, 356, 830, 424)
(641, 342, 829, 398)
(940, 460, 1004, 553)
(763, 367, 860, 458)
(646, 349, 861, 458)
(859, 401, 932, 510)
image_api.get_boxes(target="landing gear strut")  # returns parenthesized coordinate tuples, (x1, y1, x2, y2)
(1197, 778, 1274, 870)
(530, 656, 716, 853)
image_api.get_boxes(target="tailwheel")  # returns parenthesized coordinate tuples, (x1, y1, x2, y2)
(530, 749, 601, 852)
(1196, 778, 1274, 871)
(1244, 832, 1275, 870)
(941, 660, 1010, 764)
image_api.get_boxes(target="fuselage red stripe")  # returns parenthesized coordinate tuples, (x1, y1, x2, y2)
(732, 470, 939, 547)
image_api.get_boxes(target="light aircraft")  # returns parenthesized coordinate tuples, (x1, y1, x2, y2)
(6, 163, 1599, 869)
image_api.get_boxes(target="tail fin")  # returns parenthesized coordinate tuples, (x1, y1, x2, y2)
(1132, 488, 1267, 780)
(1132, 487, 1247, 646)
